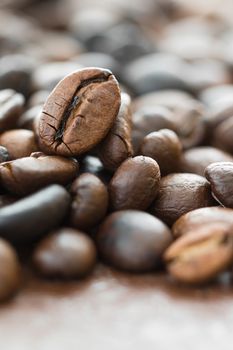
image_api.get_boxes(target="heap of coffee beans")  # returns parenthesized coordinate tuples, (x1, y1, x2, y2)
(1, 0, 233, 301)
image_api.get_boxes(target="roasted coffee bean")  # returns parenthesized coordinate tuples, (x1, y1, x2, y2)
(109, 156, 160, 211)
(98, 92, 133, 171)
(0, 89, 25, 132)
(212, 116, 233, 154)
(0, 153, 78, 195)
(140, 129, 182, 175)
(0, 185, 70, 242)
(0, 145, 9, 163)
(150, 173, 215, 226)
(181, 146, 233, 176)
(69, 173, 108, 230)
(97, 210, 172, 272)
(0, 129, 38, 160)
(0, 238, 21, 301)
(38, 68, 121, 157)
(205, 162, 233, 208)
(172, 207, 233, 238)
(164, 223, 233, 284)
(33, 228, 96, 278)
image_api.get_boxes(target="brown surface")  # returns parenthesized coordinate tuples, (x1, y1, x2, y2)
(0, 265, 232, 350)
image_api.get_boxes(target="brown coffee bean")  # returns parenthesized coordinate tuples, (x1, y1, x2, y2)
(205, 162, 233, 208)
(212, 116, 233, 154)
(97, 210, 172, 272)
(33, 228, 96, 278)
(172, 207, 233, 238)
(69, 173, 108, 230)
(0, 129, 38, 160)
(0, 238, 21, 301)
(181, 146, 233, 176)
(0, 153, 78, 195)
(109, 156, 160, 211)
(140, 129, 182, 175)
(98, 92, 133, 171)
(164, 223, 233, 284)
(150, 173, 215, 226)
(0, 89, 25, 132)
(38, 68, 121, 156)
(0, 145, 8, 163)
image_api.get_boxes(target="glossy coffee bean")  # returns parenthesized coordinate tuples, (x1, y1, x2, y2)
(69, 173, 108, 230)
(97, 210, 172, 272)
(0, 145, 9, 163)
(0, 129, 38, 160)
(205, 162, 233, 208)
(140, 129, 182, 175)
(33, 228, 96, 278)
(38, 68, 121, 156)
(0, 238, 21, 301)
(0, 89, 25, 132)
(109, 156, 160, 211)
(151, 173, 215, 226)
(0, 185, 70, 242)
(0, 153, 78, 196)
(98, 92, 133, 171)
(181, 146, 233, 176)
(164, 223, 233, 284)
(172, 207, 233, 238)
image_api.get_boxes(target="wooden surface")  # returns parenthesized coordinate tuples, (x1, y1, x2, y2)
(0, 265, 232, 350)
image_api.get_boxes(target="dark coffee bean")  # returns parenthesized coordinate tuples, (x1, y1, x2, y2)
(150, 173, 215, 226)
(212, 116, 233, 154)
(140, 129, 182, 175)
(17, 105, 42, 130)
(181, 146, 233, 176)
(164, 223, 233, 284)
(0, 129, 38, 160)
(97, 210, 172, 272)
(205, 162, 233, 208)
(98, 92, 133, 171)
(0, 185, 70, 242)
(172, 207, 233, 238)
(0, 153, 78, 196)
(0, 145, 9, 163)
(38, 68, 121, 156)
(69, 173, 108, 230)
(109, 156, 160, 211)
(0, 238, 21, 301)
(33, 228, 96, 278)
(0, 89, 25, 132)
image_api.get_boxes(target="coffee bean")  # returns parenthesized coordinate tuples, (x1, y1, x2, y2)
(0, 89, 25, 132)
(212, 116, 233, 154)
(0, 238, 21, 301)
(33, 228, 96, 278)
(109, 156, 160, 211)
(0, 185, 70, 242)
(150, 173, 215, 226)
(38, 68, 121, 156)
(98, 92, 133, 171)
(80, 156, 111, 184)
(205, 162, 233, 208)
(97, 210, 172, 272)
(181, 146, 233, 176)
(0, 129, 38, 160)
(140, 129, 182, 175)
(0, 145, 9, 163)
(172, 207, 233, 238)
(0, 153, 78, 195)
(69, 173, 108, 230)
(164, 223, 233, 284)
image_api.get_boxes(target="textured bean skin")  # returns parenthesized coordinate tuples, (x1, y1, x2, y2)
(0, 153, 78, 195)
(97, 210, 172, 272)
(0, 185, 70, 242)
(33, 228, 97, 278)
(172, 207, 233, 238)
(98, 92, 133, 171)
(151, 173, 215, 226)
(109, 156, 161, 211)
(38, 68, 121, 156)
(205, 162, 233, 208)
(69, 173, 108, 230)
